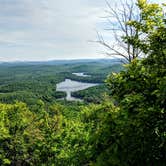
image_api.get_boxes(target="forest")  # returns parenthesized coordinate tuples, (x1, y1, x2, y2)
(0, 0, 166, 165)
(0, 59, 122, 105)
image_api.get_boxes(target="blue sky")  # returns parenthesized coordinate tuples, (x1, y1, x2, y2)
(0, 0, 164, 61)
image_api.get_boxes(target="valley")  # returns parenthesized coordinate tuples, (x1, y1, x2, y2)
(0, 0, 165, 165)
(0, 59, 123, 105)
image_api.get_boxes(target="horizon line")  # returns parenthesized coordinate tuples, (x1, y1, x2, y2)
(0, 57, 121, 63)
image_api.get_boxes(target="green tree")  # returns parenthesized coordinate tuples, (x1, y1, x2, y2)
(102, 1, 166, 164)
(85, 0, 166, 165)
(0, 102, 43, 165)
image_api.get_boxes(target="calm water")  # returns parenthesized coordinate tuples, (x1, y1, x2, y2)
(56, 79, 98, 101)
(72, 72, 90, 77)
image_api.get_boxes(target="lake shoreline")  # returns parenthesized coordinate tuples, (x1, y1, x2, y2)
(56, 78, 99, 101)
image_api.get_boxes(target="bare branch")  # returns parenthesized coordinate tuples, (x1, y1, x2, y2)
(98, 0, 143, 63)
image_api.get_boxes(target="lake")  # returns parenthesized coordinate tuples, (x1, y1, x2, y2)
(72, 72, 90, 77)
(56, 79, 98, 101)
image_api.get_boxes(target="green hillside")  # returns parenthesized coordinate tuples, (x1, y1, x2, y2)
(0, 1, 165, 165)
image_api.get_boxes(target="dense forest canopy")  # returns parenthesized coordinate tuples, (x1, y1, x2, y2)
(0, 0, 166, 165)
(0, 60, 122, 105)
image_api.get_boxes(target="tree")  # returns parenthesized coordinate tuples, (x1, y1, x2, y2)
(0, 102, 42, 165)
(97, 0, 142, 63)
(127, 0, 165, 54)
(103, 0, 166, 165)
(97, 0, 165, 63)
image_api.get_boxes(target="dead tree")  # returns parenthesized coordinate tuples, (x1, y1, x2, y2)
(97, 0, 142, 63)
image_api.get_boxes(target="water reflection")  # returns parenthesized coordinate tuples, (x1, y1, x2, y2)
(56, 79, 98, 101)
(72, 72, 90, 77)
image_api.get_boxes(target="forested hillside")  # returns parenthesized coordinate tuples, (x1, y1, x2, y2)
(0, 60, 122, 105)
(0, 0, 165, 165)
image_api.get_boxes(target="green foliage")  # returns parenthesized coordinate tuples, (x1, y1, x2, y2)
(0, 61, 121, 105)
(0, 102, 39, 165)
(105, 59, 166, 165)
(71, 84, 109, 103)
(0, 101, 63, 165)
(126, 0, 165, 54)
(0, 1, 166, 165)
(100, 4, 166, 164)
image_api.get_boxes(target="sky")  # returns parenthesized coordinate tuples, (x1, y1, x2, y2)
(0, 0, 164, 61)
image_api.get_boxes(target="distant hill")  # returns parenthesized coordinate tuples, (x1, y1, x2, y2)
(0, 58, 122, 66)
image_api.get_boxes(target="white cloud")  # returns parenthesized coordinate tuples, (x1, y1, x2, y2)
(0, 0, 109, 61)
(0, 0, 164, 61)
